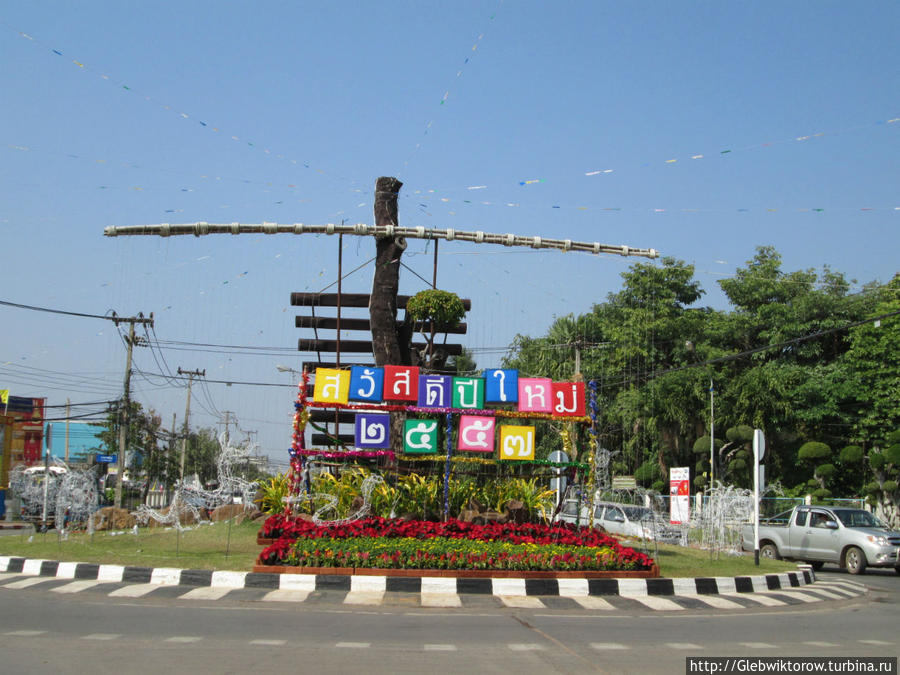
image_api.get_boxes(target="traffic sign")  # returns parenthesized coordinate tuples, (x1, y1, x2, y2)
(96, 454, 117, 463)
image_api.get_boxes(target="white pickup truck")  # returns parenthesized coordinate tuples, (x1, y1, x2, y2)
(741, 505, 900, 575)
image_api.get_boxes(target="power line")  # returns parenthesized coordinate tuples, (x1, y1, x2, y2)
(0, 298, 117, 321)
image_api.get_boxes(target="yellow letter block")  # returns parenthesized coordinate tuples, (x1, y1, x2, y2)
(313, 368, 350, 404)
(499, 425, 535, 461)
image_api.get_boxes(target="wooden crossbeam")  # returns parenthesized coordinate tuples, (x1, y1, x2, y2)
(290, 292, 472, 310)
(295, 315, 467, 334)
(298, 339, 463, 355)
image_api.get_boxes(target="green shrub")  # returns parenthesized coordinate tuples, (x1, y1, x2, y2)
(798, 442, 831, 460)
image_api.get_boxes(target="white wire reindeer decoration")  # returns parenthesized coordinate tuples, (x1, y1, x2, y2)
(134, 432, 257, 530)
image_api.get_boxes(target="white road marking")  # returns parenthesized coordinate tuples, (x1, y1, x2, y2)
(725, 593, 785, 607)
(498, 595, 545, 609)
(343, 591, 385, 606)
(423, 644, 457, 651)
(665, 643, 704, 650)
(858, 640, 893, 646)
(4, 630, 47, 636)
(572, 597, 615, 610)
(335, 642, 370, 649)
(632, 596, 685, 611)
(52, 580, 103, 594)
(740, 642, 777, 649)
(420, 593, 461, 608)
(3, 577, 53, 589)
(591, 643, 629, 650)
(165, 636, 202, 643)
(108, 583, 158, 598)
(799, 588, 847, 600)
(261, 589, 311, 603)
(509, 643, 544, 651)
(777, 591, 822, 603)
(83, 634, 121, 640)
(804, 641, 840, 647)
(250, 639, 287, 646)
(179, 587, 233, 600)
(691, 595, 745, 610)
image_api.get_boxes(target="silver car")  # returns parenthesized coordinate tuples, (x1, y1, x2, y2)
(556, 499, 681, 543)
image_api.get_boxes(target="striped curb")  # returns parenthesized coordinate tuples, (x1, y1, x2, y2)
(0, 555, 824, 598)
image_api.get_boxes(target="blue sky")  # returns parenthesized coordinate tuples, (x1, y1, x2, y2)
(2, 1, 897, 466)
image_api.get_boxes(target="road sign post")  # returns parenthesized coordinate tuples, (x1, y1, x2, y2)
(753, 428, 765, 565)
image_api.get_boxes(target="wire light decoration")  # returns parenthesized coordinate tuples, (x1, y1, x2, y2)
(134, 432, 257, 530)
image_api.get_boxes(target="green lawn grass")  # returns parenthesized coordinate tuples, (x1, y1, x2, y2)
(0, 522, 799, 577)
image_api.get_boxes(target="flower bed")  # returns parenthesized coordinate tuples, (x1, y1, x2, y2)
(257, 516, 655, 573)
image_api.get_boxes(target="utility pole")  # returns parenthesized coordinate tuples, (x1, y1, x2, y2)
(178, 367, 205, 485)
(169, 412, 176, 492)
(65, 398, 70, 463)
(112, 313, 154, 509)
(221, 411, 232, 446)
(709, 378, 715, 488)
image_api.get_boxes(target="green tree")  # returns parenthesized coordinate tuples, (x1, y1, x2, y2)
(183, 427, 222, 487)
(98, 400, 164, 484)
(844, 275, 900, 448)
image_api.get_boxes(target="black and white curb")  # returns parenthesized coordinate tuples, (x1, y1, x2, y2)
(0, 556, 865, 609)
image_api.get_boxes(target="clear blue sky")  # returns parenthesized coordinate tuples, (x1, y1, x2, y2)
(2, 1, 897, 467)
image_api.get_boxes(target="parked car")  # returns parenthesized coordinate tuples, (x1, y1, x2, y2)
(555, 498, 681, 543)
(741, 505, 900, 575)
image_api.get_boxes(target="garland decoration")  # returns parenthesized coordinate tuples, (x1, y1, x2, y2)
(302, 399, 589, 423)
(287, 370, 310, 511)
(398, 454, 589, 470)
(292, 448, 396, 460)
(443, 412, 453, 521)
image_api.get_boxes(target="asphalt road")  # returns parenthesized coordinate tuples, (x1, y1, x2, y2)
(0, 571, 896, 675)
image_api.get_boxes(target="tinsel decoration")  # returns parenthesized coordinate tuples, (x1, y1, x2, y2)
(443, 412, 453, 521)
(287, 370, 311, 512)
(585, 379, 601, 526)
(304, 399, 589, 423)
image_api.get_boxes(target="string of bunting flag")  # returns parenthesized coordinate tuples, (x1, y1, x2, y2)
(6, 21, 896, 215)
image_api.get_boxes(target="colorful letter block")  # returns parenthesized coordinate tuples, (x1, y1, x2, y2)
(384, 365, 419, 401)
(349, 366, 384, 402)
(552, 381, 586, 417)
(499, 425, 535, 460)
(485, 369, 518, 404)
(313, 368, 350, 404)
(452, 377, 484, 409)
(517, 378, 552, 412)
(457, 415, 495, 452)
(417, 375, 452, 408)
(404, 418, 438, 454)
(354, 413, 391, 449)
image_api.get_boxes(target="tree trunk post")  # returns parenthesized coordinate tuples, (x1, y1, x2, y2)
(370, 176, 410, 367)
(369, 177, 409, 463)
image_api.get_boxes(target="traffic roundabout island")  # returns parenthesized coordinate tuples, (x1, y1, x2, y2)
(255, 514, 659, 580)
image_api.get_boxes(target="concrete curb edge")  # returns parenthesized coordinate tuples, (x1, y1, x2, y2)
(0, 555, 819, 597)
